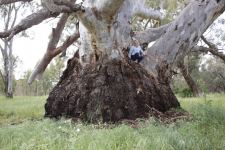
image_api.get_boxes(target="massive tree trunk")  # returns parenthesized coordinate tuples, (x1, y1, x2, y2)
(1, 0, 225, 122)
(45, 0, 181, 122)
(44, 0, 225, 122)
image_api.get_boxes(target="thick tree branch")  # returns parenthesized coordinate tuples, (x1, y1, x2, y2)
(194, 36, 225, 62)
(42, 0, 84, 14)
(54, 0, 82, 11)
(47, 13, 69, 51)
(201, 35, 217, 49)
(28, 13, 69, 84)
(28, 31, 80, 84)
(134, 0, 163, 20)
(42, 0, 70, 13)
(177, 59, 201, 97)
(28, 16, 80, 84)
(0, 0, 32, 5)
(0, 1, 84, 40)
(95, 0, 125, 17)
(142, 0, 225, 73)
(134, 23, 170, 44)
(59, 31, 80, 57)
(0, 8, 60, 40)
(193, 46, 225, 63)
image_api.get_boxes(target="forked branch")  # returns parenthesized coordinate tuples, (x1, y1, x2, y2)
(41, 0, 84, 14)
(201, 36, 225, 62)
(0, 0, 32, 5)
(47, 13, 70, 51)
(0, 8, 60, 40)
(0, 1, 84, 40)
(98, 0, 125, 16)
(134, 23, 170, 44)
(28, 15, 80, 84)
(193, 45, 225, 63)
(28, 32, 80, 84)
(134, 0, 164, 20)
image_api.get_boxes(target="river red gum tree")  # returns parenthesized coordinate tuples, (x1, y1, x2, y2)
(0, 0, 225, 122)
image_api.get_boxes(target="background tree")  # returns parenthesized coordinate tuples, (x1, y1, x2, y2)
(200, 58, 225, 92)
(177, 53, 202, 97)
(0, 3, 20, 98)
(14, 57, 65, 96)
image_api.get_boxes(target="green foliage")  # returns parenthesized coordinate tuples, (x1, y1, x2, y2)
(199, 58, 225, 92)
(147, 0, 187, 25)
(14, 57, 65, 96)
(172, 74, 194, 98)
(0, 77, 4, 95)
(179, 88, 193, 98)
(171, 51, 225, 95)
(0, 96, 46, 125)
(0, 94, 225, 149)
(132, 0, 187, 31)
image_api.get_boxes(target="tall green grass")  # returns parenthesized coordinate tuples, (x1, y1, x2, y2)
(0, 96, 46, 125)
(0, 94, 225, 150)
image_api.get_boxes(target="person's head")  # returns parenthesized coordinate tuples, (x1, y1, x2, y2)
(132, 39, 139, 46)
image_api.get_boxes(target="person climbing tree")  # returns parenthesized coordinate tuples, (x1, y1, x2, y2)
(129, 39, 144, 63)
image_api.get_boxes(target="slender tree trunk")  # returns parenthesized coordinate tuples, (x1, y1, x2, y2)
(2, 40, 14, 98)
(3, 40, 10, 97)
(7, 40, 14, 98)
(0, 4, 18, 98)
(177, 59, 201, 97)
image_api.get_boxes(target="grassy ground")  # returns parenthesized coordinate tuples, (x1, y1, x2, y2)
(0, 94, 225, 150)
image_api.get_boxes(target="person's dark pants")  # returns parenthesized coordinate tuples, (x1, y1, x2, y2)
(131, 53, 143, 63)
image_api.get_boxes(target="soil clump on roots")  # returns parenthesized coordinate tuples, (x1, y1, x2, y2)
(45, 56, 181, 123)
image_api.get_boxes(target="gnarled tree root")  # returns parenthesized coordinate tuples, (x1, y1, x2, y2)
(45, 58, 180, 123)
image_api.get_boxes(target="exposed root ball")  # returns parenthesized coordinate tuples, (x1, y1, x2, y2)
(45, 58, 180, 123)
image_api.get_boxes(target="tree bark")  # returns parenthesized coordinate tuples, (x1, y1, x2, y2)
(177, 59, 201, 97)
(45, 55, 180, 122)
(7, 39, 13, 98)
(0, 4, 19, 98)
(142, 0, 225, 74)
(0, 0, 32, 5)
(1, 38, 14, 98)
(44, 0, 225, 122)
(1, 0, 225, 121)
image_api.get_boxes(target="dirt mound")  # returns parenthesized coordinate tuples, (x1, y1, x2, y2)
(45, 57, 180, 123)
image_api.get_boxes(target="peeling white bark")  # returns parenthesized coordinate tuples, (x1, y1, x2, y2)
(142, 0, 225, 74)
(1, 0, 163, 66)
(0, 0, 32, 5)
(0, 4, 20, 97)
(134, 0, 163, 20)
(134, 23, 170, 44)
(76, 0, 163, 64)
(1, 0, 225, 84)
